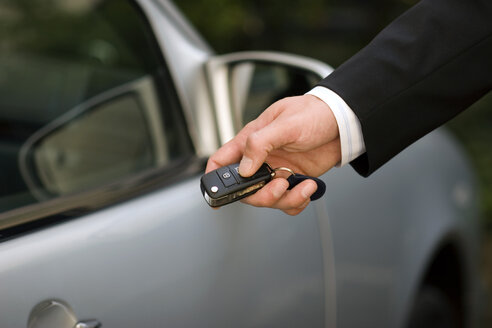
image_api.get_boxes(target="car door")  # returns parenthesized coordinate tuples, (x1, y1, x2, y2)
(0, 1, 333, 327)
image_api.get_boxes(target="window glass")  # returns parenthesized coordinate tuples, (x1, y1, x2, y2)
(0, 0, 192, 212)
(229, 62, 320, 127)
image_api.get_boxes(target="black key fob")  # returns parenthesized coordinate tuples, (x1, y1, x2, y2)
(200, 163, 273, 207)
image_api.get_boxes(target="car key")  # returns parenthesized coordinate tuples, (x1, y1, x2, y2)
(200, 163, 327, 207)
(200, 163, 274, 207)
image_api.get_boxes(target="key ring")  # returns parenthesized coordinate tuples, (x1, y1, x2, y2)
(265, 162, 326, 201)
(265, 163, 295, 178)
(272, 167, 295, 178)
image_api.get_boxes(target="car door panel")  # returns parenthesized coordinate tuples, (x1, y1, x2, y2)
(0, 177, 326, 327)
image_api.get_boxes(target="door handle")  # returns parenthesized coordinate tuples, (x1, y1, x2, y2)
(74, 320, 102, 328)
(28, 300, 101, 328)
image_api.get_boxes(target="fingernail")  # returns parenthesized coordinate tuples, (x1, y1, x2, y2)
(239, 156, 253, 176)
(301, 182, 317, 199)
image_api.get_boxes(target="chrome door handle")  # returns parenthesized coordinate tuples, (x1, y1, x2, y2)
(74, 320, 102, 328)
(28, 299, 101, 328)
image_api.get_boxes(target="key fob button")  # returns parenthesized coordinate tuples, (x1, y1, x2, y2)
(230, 165, 248, 183)
(216, 167, 237, 187)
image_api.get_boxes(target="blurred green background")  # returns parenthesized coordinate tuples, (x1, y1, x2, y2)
(177, 0, 491, 325)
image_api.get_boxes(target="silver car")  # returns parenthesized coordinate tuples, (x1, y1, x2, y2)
(0, 1, 480, 327)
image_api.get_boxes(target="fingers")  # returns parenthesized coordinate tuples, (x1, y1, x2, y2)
(241, 178, 290, 207)
(238, 119, 298, 177)
(241, 178, 318, 215)
(205, 109, 274, 173)
(205, 94, 337, 216)
(238, 95, 338, 177)
(211, 97, 290, 177)
(205, 140, 243, 173)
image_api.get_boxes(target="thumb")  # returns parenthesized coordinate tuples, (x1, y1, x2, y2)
(238, 120, 295, 176)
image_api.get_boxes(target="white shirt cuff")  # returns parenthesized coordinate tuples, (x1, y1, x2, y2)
(306, 86, 366, 166)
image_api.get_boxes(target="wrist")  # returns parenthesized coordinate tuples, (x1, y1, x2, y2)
(306, 87, 366, 166)
(304, 94, 340, 142)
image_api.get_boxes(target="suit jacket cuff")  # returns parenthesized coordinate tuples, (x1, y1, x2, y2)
(306, 86, 366, 167)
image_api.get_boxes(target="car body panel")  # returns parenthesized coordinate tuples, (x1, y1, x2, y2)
(0, 177, 327, 327)
(0, 0, 479, 327)
(323, 129, 478, 327)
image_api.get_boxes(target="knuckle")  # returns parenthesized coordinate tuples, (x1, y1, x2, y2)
(245, 132, 261, 149)
(243, 120, 256, 132)
(284, 200, 309, 216)
(291, 195, 309, 209)
(257, 192, 277, 207)
(245, 133, 271, 157)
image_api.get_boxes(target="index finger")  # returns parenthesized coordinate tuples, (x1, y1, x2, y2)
(205, 136, 245, 173)
(205, 114, 268, 173)
(205, 101, 282, 174)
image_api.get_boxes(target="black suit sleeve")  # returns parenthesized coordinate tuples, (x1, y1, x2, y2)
(318, 0, 492, 177)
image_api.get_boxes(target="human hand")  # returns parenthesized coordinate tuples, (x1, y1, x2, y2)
(206, 94, 341, 215)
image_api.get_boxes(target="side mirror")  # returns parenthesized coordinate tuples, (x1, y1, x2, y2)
(19, 77, 168, 200)
(205, 51, 333, 144)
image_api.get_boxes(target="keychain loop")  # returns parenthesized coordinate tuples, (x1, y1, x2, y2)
(272, 167, 295, 178)
(265, 163, 326, 201)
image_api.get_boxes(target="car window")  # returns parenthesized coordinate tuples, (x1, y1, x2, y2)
(0, 0, 193, 213)
(229, 62, 320, 127)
